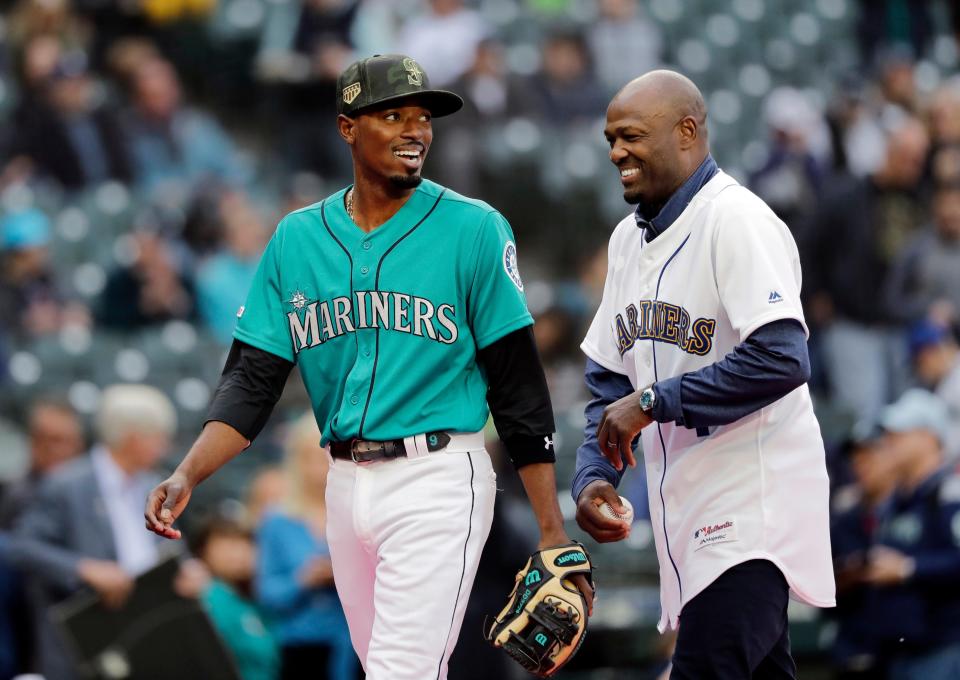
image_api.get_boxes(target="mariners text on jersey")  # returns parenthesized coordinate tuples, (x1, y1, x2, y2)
(287, 290, 459, 352)
(615, 300, 716, 357)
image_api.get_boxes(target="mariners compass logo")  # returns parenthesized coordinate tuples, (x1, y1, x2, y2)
(503, 241, 523, 291)
(289, 290, 309, 310)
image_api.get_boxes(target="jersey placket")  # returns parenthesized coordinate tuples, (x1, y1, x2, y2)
(350, 231, 379, 438)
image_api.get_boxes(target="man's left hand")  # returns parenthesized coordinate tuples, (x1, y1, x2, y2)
(597, 391, 653, 470)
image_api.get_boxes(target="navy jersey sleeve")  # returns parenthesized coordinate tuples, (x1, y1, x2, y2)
(652, 319, 810, 428)
(571, 357, 634, 502)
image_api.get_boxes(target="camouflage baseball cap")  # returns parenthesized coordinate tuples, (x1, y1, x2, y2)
(336, 54, 463, 118)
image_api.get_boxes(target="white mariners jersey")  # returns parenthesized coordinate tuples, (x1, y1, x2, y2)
(582, 171, 836, 631)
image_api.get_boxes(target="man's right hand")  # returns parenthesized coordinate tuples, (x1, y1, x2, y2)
(77, 559, 134, 609)
(575, 480, 630, 543)
(144, 472, 193, 539)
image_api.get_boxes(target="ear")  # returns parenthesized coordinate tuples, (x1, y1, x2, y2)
(676, 116, 699, 150)
(338, 114, 357, 145)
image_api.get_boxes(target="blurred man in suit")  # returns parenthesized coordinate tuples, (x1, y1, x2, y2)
(6, 384, 178, 679)
(0, 397, 84, 678)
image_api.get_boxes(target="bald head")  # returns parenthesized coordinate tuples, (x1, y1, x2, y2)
(614, 70, 708, 133)
(605, 70, 710, 207)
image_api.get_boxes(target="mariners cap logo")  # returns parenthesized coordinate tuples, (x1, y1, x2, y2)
(402, 57, 423, 87)
(342, 82, 362, 105)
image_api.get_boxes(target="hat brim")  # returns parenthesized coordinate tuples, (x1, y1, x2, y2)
(350, 90, 464, 118)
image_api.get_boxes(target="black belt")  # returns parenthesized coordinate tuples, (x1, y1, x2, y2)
(329, 431, 452, 463)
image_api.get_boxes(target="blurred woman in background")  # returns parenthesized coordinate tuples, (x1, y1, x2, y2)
(256, 413, 357, 680)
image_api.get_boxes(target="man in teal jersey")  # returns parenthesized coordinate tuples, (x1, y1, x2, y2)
(145, 54, 591, 679)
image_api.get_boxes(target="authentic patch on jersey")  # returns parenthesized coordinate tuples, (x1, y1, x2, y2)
(692, 518, 738, 551)
(342, 82, 362, 105)
(236, 305, 245, 318)
(503, 241, 523, 291)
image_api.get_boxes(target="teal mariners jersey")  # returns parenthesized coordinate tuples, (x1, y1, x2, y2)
(234, 179, 534, 445)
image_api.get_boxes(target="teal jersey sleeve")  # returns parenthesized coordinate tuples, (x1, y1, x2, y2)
(233, 227, 295, 362)
(468, 211, 534, 349)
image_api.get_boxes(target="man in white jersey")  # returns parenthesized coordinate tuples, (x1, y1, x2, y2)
(572, 71, 835, 678)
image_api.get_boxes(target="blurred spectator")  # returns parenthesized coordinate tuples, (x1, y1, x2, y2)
(6, 0, 90, 56)
(5, 384, 180, 680)
(876, 48, 919, 116)
(909, 321, 960, 459)
(450, 39, 531, 127)
(0, 397, 84, 529)
(0, 208, 89, 339)
(11, 51, 132, 191)
(749, 87, 829, 230)
(122, 58, 250, 200)
(196, 191, 270, 345)
(192, 516, 280, 680)
(527, 31, 606, 128)
(245, 466, 287, 528)
(826, 75, 887, 177)
(433, 38, 532, 195)
(0, 397, 83, 679)
(886, 183, 960, 326)
(396, 0, 488, 88)
(586, 0, 662, 96)
(97, 228, 196, 331)
(256, 414, 357, 680)
(829, 425, 898, 678)
(864, 390, 960, 679)
(10, 33, 63, 125)
(805, 117, 930, 421)
(856, 0, 933, 66)
(256, 0, 357, 178)
(928, 81, 960, 188)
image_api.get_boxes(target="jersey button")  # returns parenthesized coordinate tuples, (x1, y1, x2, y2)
(360, 266, 369, 275)
(349, 395, 360, 405)
(362, 242, 372, 250)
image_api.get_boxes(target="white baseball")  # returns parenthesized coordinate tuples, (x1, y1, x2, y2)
(598, 496, 634, 524)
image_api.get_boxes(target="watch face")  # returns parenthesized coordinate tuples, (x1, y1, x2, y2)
(640, 390, 654, 410)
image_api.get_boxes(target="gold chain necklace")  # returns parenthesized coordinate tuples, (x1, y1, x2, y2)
(346, 188, 355, 219)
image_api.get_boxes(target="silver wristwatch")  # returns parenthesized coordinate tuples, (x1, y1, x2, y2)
(639, 385, 656, 414)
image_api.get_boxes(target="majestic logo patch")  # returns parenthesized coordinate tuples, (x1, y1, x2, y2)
(403, 58, 423, 86)
(693, 519, 738, 551)
(342, 82, 362, 105)
(768, 290, 783, 303)
(503, 241, 523, 291)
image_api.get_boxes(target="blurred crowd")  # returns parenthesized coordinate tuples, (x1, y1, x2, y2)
(1, 0, 960, 678)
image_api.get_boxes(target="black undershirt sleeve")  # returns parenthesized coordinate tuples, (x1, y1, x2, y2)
(205, 339, 295, 441)
(477, 325, 557, 469)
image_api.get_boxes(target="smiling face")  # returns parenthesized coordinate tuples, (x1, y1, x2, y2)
(604, 74, 706, 207)
(339, 100, 434, 190)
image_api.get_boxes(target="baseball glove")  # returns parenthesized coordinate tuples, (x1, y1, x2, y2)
(483, 542, 594, 677)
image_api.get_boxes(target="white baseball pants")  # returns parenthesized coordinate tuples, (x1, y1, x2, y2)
(325, 434, 496, 680)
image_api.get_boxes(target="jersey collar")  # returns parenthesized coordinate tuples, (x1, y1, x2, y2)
(325, 180, 435, 248)
(635, 154, 719, 242)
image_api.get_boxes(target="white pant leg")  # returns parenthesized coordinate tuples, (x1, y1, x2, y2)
(364, 449, 496, 680)
(326, 457, 378, 670)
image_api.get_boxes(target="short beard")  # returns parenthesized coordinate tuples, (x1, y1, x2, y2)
(389, 174, 423, 190)
(622, 187, 643, 205)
